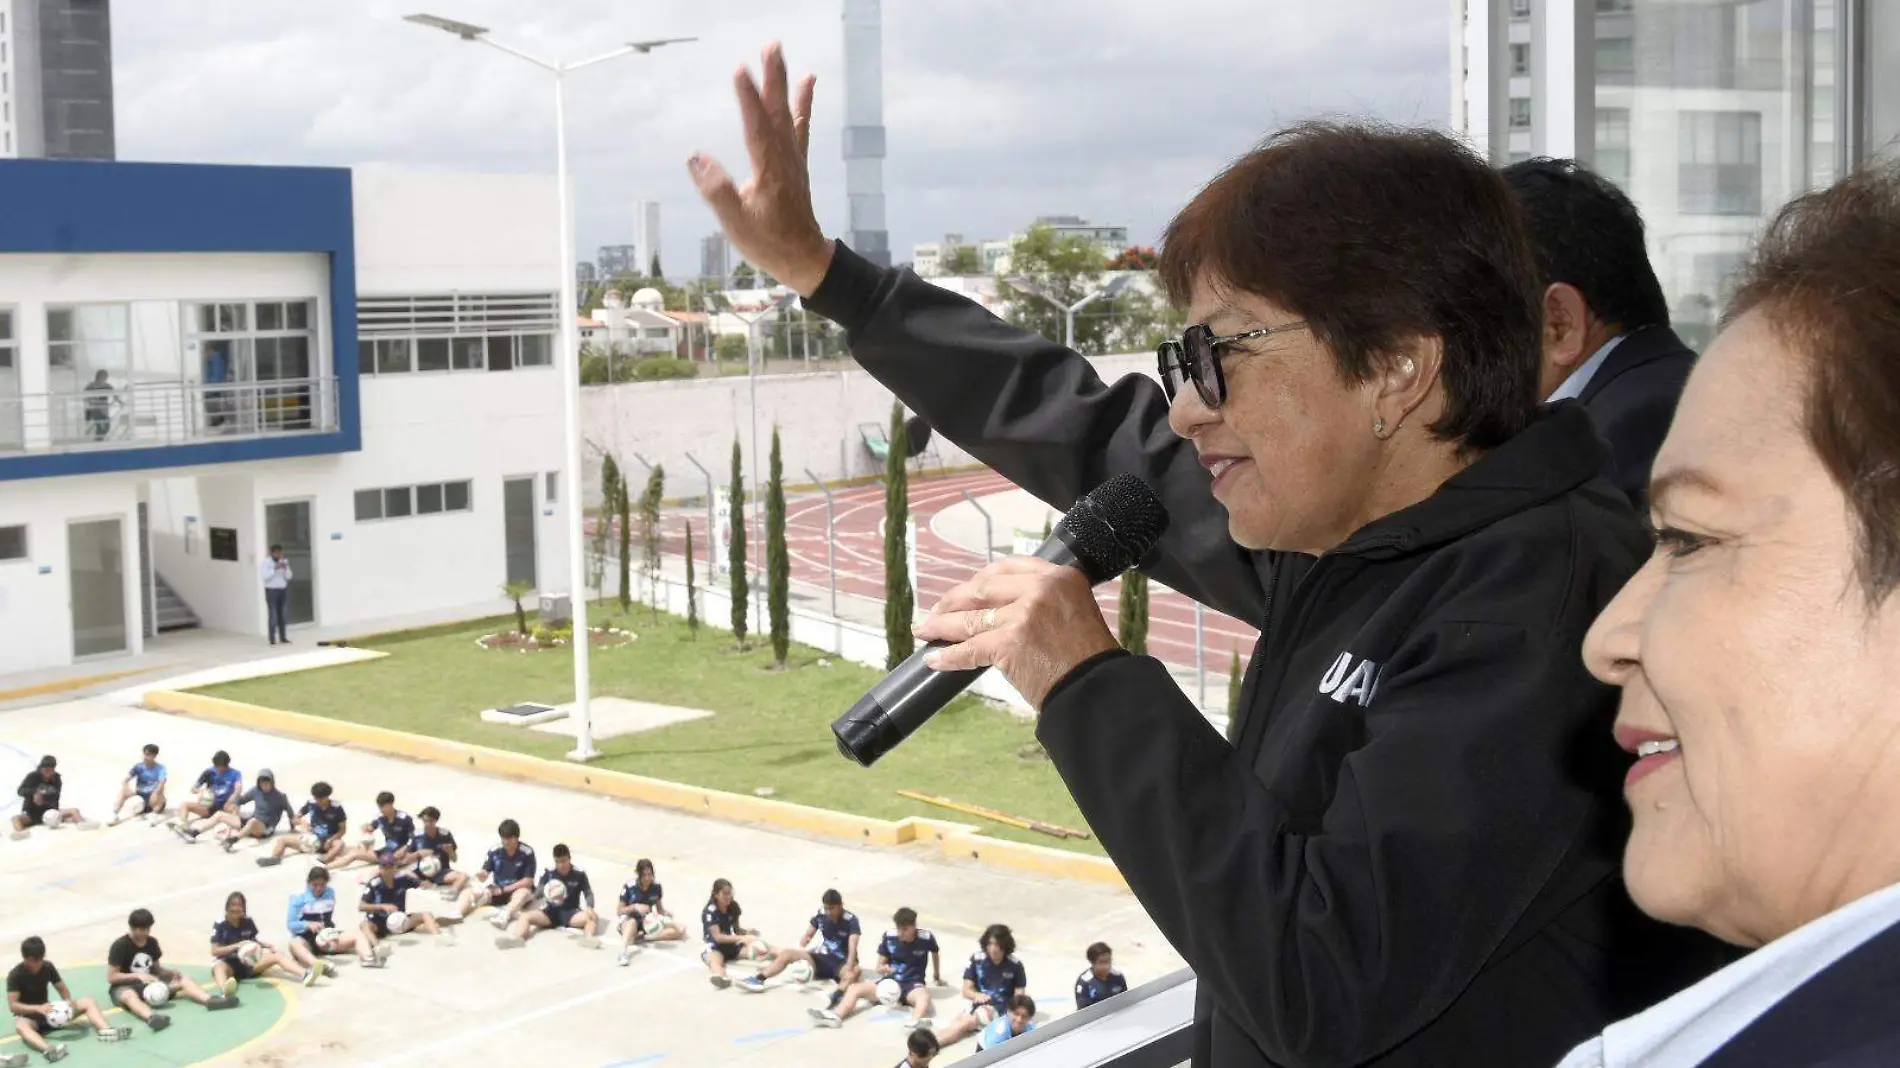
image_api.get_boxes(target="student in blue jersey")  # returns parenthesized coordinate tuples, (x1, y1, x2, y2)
(203, 769, 293, 854)
(892, 1028, 939, 1068)
(497, 843, 600, 950)
(171, 751, 240, 839)
(109, 744, 168, 825)
(975, 994, 1037, 1052)
(931, 924, 1027, 1048)
(407, 807, 469, 899)
(700, 878, 772, 989)
(333, 791, 416, 871)
(7, 935, 132, 1064)
(1074, 942, 1128, 1009)
(209, 892, 311, 992)
(614, 859, 685, 966)
(257, 781, 348, 867)
(285, 867, 367, 971)
(359, 854, 449, 960)
(739, 886, 859, 994)
(812, 907, 942, 1031)
(456, 819, 536, 930)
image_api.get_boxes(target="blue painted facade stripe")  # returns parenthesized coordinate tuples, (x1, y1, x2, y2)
(0, 159, 360, 482)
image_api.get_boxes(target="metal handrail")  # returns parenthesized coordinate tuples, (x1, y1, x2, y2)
(0, 377, 339, 454)
(966, 967, 1196, 1067)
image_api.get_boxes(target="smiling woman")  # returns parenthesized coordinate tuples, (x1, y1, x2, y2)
(1568, 159, 1900, 1068)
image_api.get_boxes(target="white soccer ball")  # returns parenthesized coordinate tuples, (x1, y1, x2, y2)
(299, 832, 320, 853)
(118, 796, 147, 820)
(195, 787, 214, 807)
(642, 911, 666, 937)
(43, 1001, 73, 1028)
(386, 911, 409, 935)
(875, 977, 902, 1007)
(315, 927, 342, 951)
(142, 981, 170, 1007)
(235, 941, 263, 966)
(418, 855, 442, 878)
(358, 832, 377, 848)
(42, 809, 63, 829)
(786, 959, 814, 984)
(543, 880, 568, 906)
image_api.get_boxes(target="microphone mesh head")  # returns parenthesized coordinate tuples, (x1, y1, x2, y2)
(1057, 474, 1170, 579)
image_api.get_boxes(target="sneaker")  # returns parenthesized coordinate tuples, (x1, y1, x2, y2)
(222, 837, 238, 854)
(616, 948, 635, 967)
(576, 936, 601, 950)
(913, 1017, 934, 1032)
(488, 912, 509, 930)
(219, 976, 239, 997)
(146, 1013, 171, 1032)
(358, 955, 384, 969)
(72, 821, 100, 832)
(1, 1052, 26, 1068)
(205, 994, 239, 1011)
(6, 830, 26, 842)
(95, 1027, 132, 1043)
(169, 824, 194, 843)
(301, 968, 319, 988)
(494, 935, 524, 950)
(374, 943, 392, 963)
(41, 1045, 66, 1064)
(826, 988, 844, 1010)
(254, 856, 282, 868)
(321, 962, 338, 978)
(709, 974, 731, 990)
(738, 975, 767, 993)
(807, 1007, 842, 1028)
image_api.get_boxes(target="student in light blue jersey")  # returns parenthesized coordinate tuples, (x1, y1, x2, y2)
(110, 744, 168, 824)
(285, 867, 369, 971)
(975, 994, 1037, 1052)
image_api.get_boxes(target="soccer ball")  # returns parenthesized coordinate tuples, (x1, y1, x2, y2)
(358, 832, 377, 848)
(642, 911, 665, 937)
(418, 855, 442, 878)
(235, 941, 263, 966)
(299, 832, 320, 853)
(786, 959, 814, 984)
(142, 981, 170, 1007)
(875, 977, 902, 1007)
(42, 810, 63, 829)
(543, 880, 567, 906)
(386, 911, 409, 935)
(43, 1001, 73, 1028)
(118, 796, 147, 820)
(195, 787, 214, 807)
(315, 927, 343, 952)
(742, 940, 773, 962)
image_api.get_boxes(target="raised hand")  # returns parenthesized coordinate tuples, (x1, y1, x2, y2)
(688, 42, 835, 296)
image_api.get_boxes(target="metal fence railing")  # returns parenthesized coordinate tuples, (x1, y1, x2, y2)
(0, 377, 339, 454)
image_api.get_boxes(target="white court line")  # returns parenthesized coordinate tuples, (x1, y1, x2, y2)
(350, 952, 700, 1068)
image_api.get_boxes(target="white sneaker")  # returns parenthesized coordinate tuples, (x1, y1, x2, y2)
(616, 948, 635, 967)
(807, 1008, 842, 1028)
(488, 912, 509, 930)
(373, 944, 392, 963)
(914, 1017, 934, 1032)
(6, 829, 27, 842)
(436, 928, 457, 946)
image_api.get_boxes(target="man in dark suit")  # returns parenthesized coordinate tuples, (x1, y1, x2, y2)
(1504, 158, 1697, 511)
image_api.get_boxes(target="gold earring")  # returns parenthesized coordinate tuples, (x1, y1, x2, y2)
(1373, 417, 1388, 439)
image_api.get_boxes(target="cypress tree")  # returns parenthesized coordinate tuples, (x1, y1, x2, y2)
(640, 465, 665, 619)
(596, 454, 621, 599)
(728, 439, 748, 647)
(766, 427, 790, 666)
(616, 465, 633, 611)
(684, 520, 699, 637)
(884, 402, 914, 669)
(1227, 650, 1243, 719)
(1118, 570, 1150, 655)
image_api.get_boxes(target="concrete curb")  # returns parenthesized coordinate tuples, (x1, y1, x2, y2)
(142, 688, 1127, 890)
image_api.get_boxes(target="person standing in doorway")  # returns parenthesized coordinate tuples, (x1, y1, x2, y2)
(260, 545, 291, 645)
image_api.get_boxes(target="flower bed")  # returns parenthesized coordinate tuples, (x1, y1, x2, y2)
(476, 625, 635, 653)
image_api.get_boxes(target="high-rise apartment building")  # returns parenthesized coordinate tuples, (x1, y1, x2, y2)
(596, 244, 639, 279)
(700, 232, 732, 283)
(0, 0, 115, 159)
(632, 199, 662, 277)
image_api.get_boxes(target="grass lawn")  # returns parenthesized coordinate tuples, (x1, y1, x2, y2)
(194, 606, 1102, 855)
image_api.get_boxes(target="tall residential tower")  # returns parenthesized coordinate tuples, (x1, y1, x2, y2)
(841, 0, 889, 267)
(0, 0, 114, 159)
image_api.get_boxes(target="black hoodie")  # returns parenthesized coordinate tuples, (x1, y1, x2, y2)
(805, 243, 1733, 1068)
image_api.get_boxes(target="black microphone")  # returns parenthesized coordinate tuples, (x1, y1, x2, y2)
(831, 473, 1170, 767)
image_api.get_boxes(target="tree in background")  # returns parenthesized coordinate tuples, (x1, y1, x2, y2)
(1106, 245, 1160, 271)
(590, 452, 618, 596)
(766, 427, 791, 666)
(639, 464, 666, 619)
(684, 520, 700, 637)
(502, 580, 534, 637)
(728, 439, 749, 647)
(731, 262, 758, 287)
(714, 334, 751, 363)
(649, 252, 663, 279)
(1118, 570, 1150, 655)
(616, 465, 633, 611)
(1001, 225, 1169, 356)
(1228, 650, 1243, 719)
(940, 244, 983, 275)
(884, 402, 914, 670)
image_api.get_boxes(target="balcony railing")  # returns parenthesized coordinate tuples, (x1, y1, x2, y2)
(967, 968, 1196, 1068)
(0, 377, 339, 455)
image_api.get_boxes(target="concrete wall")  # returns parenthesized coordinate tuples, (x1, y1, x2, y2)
(0, 472, 141, 673)
(351, 167, 559, 293)
(147, 471, 259, 634)
(579, 352, 1156, 504)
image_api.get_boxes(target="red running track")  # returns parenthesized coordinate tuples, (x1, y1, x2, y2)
(622, 469, 1259, 673)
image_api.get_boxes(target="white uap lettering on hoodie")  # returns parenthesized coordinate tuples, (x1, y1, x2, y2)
(1318, 651, 1383, 707)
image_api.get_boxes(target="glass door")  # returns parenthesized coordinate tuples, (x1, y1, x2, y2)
(263, 499, 316, 626)
(68, 518, 128, 658)
(503, 477, 538, 590)
(0, 309, 20, 449)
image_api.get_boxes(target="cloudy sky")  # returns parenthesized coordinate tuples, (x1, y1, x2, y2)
(116, 1, 1451, 276)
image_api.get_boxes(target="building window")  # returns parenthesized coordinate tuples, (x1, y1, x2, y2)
(1509, 97, 1533, 129)
(357, 338, 412, 375)
(1595, 107, 1632, 189)
(1508, 151, 1532, 164)
(0, 524, 25, 562)
(355, 292, 558, 377)
(355, 480, 474, 522)
(1678, 110, 1762, 216)
(1510, 43, 1530, 77)
(1596, 34, 1634, 85)
(452, 337, 485, 371)
(1510, 0, 1531, 17)
(0, 309, 13, 371)
(1596, 0, 1633, 11)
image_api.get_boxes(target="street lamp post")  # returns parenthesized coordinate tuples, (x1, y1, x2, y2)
(406, 13, 693, 763)
(1008, 275, 1134, 351)
(714, 289, 796, 627)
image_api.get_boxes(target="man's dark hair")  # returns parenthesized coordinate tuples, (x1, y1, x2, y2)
(1161, 120, 1542, 452)
(498, 819, 520, 839)
(142, 744, 158, 757)
(21, 937, 45, 960)
(128, 909, 154, 930)
(981, 923, 1016, 958)
(306, 866, 328, 885)
(375, 791, 394, 806)
(893, 907, 918, 928)
(1009, 993, 1037, 1016)
(907, 1028, 941, 1056)
(419, 806, 440, 821)
(1501, 157, 1670, 333)
(211, 750, 230, 767)
(821, 888, 842, 907)
(269, 543, 283, 553)
(552, 843, 570, 860)
(1725, 158, 1900, 605)
(311, 781, 332, 799)
(1086, 941, 1112, 964)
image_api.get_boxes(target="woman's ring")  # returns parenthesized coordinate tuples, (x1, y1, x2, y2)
(982, 607, 998, 632)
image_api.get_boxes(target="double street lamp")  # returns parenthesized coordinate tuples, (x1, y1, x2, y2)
(1007, 274, 1135, 352)
(405, 13, 693, 762)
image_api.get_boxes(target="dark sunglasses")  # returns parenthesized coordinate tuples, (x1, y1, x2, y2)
(1157, 321, 1309, 408)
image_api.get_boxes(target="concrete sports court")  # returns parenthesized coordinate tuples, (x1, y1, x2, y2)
(1, 697, 1182, 1067)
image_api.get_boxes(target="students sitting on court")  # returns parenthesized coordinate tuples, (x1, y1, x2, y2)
(285, 866, 366, 971)
(109, 744, 167, 825)
(359, 854, 449, 959)
(257, 781, 348, 867)
(740, 887, 859, 994)
(203, 769, 292, 853)
(107, 908, 237, 1032)
(171, 751, 241, 839)
(209, 892, 312, 992)
(614, 858, 685, 966)
(932, 924, 1027, 1048)
(976, 994, 1037, 1052)
(9, 756, 93, 841)
(407, 807, 468, 899)
(700, 878, 772, 989)
(1074, 941, 1129, 1009)
(6, 936, 131, 1065)
(497, 843, 600, 950)
(456, 819, 536, 929)
(332, 791, 416, 871)
(812, 907, 942, 1031)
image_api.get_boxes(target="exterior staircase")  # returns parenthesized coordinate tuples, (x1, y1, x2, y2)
(153, 573, 201, 632)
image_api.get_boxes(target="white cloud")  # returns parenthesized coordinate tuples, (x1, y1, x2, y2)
(113, 0, 1449, 275)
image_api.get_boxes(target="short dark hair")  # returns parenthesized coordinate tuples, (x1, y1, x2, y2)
(128, 909, 154, 930)
(211, 750, 230, 767)
(20, 937, 45, 960)
(1009, 993, 1037, 1016)
(1086, 941, 1112, 964)
(419, 806, 440, 821)
(1501, 157, 1670, 333)
(635, 858, 654, 877)
(893, 907, 918, 928)
(306, 866, 329, 884)
(1724, 158, 1900, 605)
(142, 744, 159, 757)
(552, 843, 570, 860)
(981, 923, 1015, 958)
(498, 819, 520, 839)
(1160, 120, 1542, 451)
(907, 1029, 940, 1056)
(269, 543, 282, 552)
(821, 888, 842, 907)
(375, 791, 394, 806)
(311, 782, 332, 799)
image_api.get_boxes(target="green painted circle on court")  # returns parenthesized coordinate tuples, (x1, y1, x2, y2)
(1, 964, 289, 1067)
